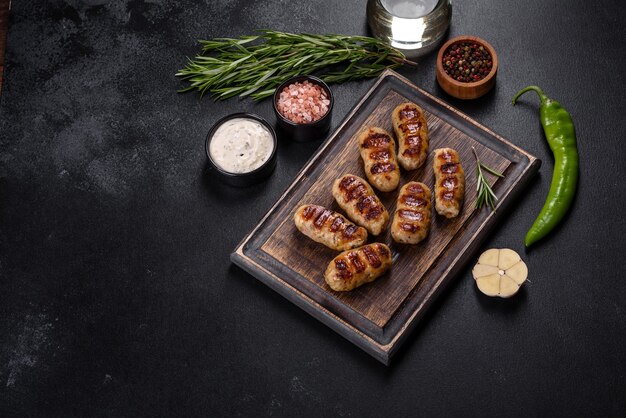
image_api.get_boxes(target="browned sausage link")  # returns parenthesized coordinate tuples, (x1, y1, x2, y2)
(393, 102, 429, 170)
(324, 243, 393, 291)
(433, 148, 465, 218)
(294, 205, 368, 251)
(359, 128, 400, 192)
(391, 182, 432, 244)
(398, 106, 424, 158)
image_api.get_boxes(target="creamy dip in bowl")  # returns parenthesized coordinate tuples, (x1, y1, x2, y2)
(206, 113, 277, 186)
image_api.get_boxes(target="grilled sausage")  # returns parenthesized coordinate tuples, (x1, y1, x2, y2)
(324, 243, 392, 291)
(332, 174, 389, 236)
(358, 127, 400, 192)
(294, 205, 368, 251)
(433, 148, 465, 218)
(392, 102, 429, 170)
(391, 182, 432, 244)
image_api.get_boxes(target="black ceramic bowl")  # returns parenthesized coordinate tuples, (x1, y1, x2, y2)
(273, 75, 333, 142)
(205, 113, 278, 187)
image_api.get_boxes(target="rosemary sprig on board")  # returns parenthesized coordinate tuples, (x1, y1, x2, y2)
(176, 30, 417, 101)
(472, 147, 504, 211)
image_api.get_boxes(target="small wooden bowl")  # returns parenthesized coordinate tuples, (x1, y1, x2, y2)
(436, 35, 498, 100)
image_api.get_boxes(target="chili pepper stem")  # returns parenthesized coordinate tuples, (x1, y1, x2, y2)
(512, 85, 547, 105)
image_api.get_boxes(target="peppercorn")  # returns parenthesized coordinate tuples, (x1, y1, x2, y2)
(442, 41, 493, 83)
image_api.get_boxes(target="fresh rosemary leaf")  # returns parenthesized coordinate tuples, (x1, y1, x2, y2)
(472, 147, 504, 211)
(177, 30, 417, 101)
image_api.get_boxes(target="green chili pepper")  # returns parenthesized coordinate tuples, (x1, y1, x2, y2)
(512, 85, 579, 247)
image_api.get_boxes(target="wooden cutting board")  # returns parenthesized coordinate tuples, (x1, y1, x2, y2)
(231, 69, 540, 364)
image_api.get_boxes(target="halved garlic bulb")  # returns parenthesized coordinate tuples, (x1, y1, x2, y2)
(472, 248, 528, 298)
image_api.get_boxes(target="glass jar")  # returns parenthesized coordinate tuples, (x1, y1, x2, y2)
(367, 0, 452, 58)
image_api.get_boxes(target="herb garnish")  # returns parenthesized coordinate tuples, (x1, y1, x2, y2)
(176, 30, 417, 101)
(472, 146, 504, 211)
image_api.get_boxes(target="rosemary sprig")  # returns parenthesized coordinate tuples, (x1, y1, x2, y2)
(472, 147, 504, 211)
(176, 30, 417, 101)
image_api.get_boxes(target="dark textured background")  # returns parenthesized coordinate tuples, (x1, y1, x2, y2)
(1, 0, 625, 416)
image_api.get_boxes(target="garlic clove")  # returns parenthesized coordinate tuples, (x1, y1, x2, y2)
(499, 275, 521, 297)
(472, 263, 499, 278)
(475, 273, 501, 297)
(505, 260, 528, 285)
(498, 248, 521, 270)
(478, 248, 500, 267)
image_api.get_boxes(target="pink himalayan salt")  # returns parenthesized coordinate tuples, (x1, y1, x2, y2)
(277, 80, 330, 124)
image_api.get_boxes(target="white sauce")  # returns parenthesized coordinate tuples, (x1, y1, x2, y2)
(209, 118, 274, 174)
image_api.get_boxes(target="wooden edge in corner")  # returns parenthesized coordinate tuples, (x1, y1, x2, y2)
(230, 247, 392, 365)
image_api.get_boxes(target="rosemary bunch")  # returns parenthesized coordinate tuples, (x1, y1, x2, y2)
(472, 147, 505, 211)
(176, 30, 417, 101)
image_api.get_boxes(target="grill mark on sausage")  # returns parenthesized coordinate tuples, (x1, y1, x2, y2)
(440, 163, 458, 174)
(398, 209, 424, 221)
(401, 195, 428, 207)
(406, 183, 425, 194)
(376, 243, 390, 257)
(338, 176, 368, 202)
(338, 175, 358, 192)
(334, 259, 353, 280)
(402, 135, 422, 157)
(400, 222, 420, 232)
(361, 132, 391, 149)
(314, 208, 332, 228)
(301, 205, 316, 220)
(404, 135, 421, 148)
(329, 215, 344, 232)
(355, 195, 384, 220)
(343, 224, 358, 239)
(369, 150, 390, 161)
(345, 182, 368, 201)
(399, 106, 418, 120)
(403, 148, 421, 157)
(355, 195, 373, 213)
(365, 205, 383, 220)
(371, 162, 396, 174)
(400, 122, 421, 134)
(362, 245, 382, 268)
(338, 176, 384, 220)
(347, 252, 366, 273)
(441, 191, 455, 201)
(438, 150, 456, 162)
(442, 177, 457, 190)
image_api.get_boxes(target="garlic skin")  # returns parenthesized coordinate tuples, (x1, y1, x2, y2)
(472, 248, 528, 298)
